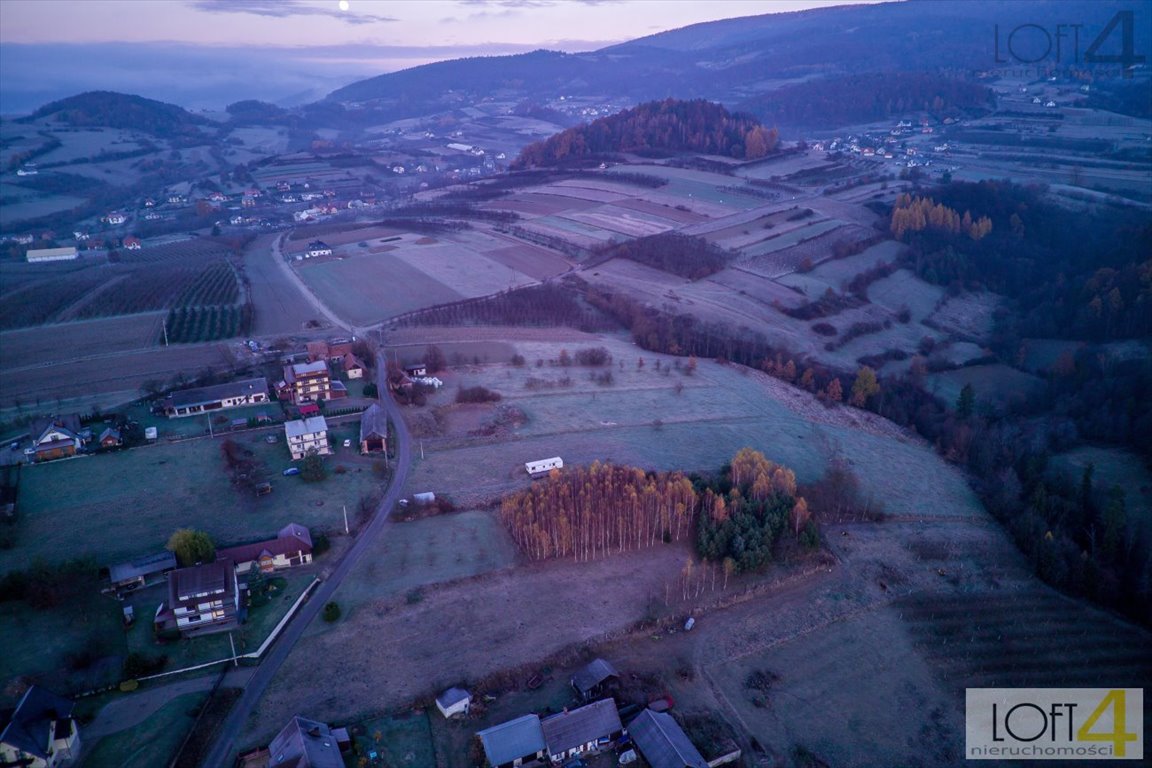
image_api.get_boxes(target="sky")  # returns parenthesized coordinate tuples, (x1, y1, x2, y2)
(0, 0, 878, 113)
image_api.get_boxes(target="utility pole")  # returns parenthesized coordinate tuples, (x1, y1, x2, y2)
(207, 414, 213, 438)
(342, 505, 349, 535)
(162, 318, 169, 347)
(229, 632, 238, 666)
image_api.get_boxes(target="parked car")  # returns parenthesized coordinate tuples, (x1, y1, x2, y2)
(343, 439, 352, 448)
(282, 467, 300, 476)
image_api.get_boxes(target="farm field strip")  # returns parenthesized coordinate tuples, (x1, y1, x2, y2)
(391, 243, 539, 298)
(296, 254, 463, 326)
(526, 184, 629, 203)
(739, 219, 844, 257)
(481, 244, 572, 280)
(558, 209, 675, 237)
(611, 197, 708, 224)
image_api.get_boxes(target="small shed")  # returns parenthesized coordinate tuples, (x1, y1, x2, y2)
(571, 658, 619, 701)
(413, 492, 436, 505)
(435, 687, 472, 719)
(144, 426, 158, 442)
(526, 457, 563, 476)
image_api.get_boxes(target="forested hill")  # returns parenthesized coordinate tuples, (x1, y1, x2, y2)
(513, 99, 778, 168)
(22, 91, 210, 136)
(738, 72, 994, 130)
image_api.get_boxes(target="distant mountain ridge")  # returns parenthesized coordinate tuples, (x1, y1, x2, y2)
(325, 0, 1145, 130)
(21, 91, 210, 136)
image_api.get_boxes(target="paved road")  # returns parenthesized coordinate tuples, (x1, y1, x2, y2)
(198, 356, 412, 766)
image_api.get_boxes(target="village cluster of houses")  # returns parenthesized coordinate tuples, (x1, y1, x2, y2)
(456, 659, 717, 768)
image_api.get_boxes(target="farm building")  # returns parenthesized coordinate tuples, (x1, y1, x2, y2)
(306, 340, 330, 363)
(628, 709, 709, 768)
(154, 558, 241, 637)
(217, 523, 314, 574)
(266, 715, 344, 768)
(540, 699, 623, 763)
(476, 715, 546, 768)
(0, 686, 81, 768)
(25, 246, 78, 263)
(359, 404, 388, 454)
(108, 550, 177, 591)
(571, 658, 619, 701)
(306, 240, 333, 258)
(27, 414, 86, 463)
(163, 377, 270, 418)
(403, 364, 427, 377)
(435, 687, 472, 719)
(342, 353, 367, 379)
(280, 361, 332, 404)
(285, 416, 331, 460)
(525, 457, 563, 476)
(97, 427, 121, 448)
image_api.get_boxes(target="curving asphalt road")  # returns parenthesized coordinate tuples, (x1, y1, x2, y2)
(199, 353, 412, 767)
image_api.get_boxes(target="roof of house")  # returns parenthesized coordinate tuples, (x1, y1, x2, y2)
(436, 687, 471, 710)
(572, 658, 619, 695)
(285, 416, 328, 439)
(167, 378, 269, 409)
(108, 551, 177, 585)
(627, 710, 708, 768)
(541, 699, 622, 756)
(306, 340, 329, 359)
(343, 353, 366, 370)
(307, 240, 331, 250)
(0, 686, 74, 760)
(268, 716, 344, 768)
(477, 715, 545, 767)
(289, 360, 329, 379)
(170, 559, 235, 602)
(31, 414, 82, 445)
(217, 524, 313, 566)
(99, 427, 121, 443)
(359, 403, 388, 443)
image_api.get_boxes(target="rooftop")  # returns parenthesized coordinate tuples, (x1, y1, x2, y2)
(477, 714, 545, 767)
(628, 709, 708, 768)
(285, 416, 328, 439)
(541, 699, 622, 756)
(167, 377, 269, 409)
(171, 559, 234, 601)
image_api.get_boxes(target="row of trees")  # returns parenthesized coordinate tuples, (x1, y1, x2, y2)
(593, 232, 732, 280)
(499, 462, 698, 562)
(890, 194, 992, 241)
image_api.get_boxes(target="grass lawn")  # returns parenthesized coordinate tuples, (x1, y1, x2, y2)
(82, 691, 208, 768)
(352, 710, 436, 767)
(0, 590, 126, 699)
(6, 432, 385, 575)
(314, 510, 520, 626)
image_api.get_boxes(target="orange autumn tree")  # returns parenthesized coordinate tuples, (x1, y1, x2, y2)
(499, 461, 697, 562)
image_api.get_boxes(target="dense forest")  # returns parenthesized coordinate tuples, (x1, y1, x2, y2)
(22, 91, 210, 137)
(513, 99, 778, 169)
(737, 72, 993, 129)
(593, 232, 733, 279)
(499, 462, 698, 561)
(498, 450, 813, 571)
(901, 181, 1152, 342)
(696, 448, 814, 572)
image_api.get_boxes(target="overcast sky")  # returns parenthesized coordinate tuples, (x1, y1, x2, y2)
(0, 0, 880, 112)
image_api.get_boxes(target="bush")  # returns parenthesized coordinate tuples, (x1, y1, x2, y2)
(312, 530, 330, 556)
(812, 322, 837, 337)
(406, 588, 424, 605)
(322, 601, 341, 622)
(123, 651, 168, 678)
(301, 452, 327, 482)
(456, 386, 502, 404)
(120, 679, 139, 692)
(574, 347, 612, 366)
(363, 382, 379, 398)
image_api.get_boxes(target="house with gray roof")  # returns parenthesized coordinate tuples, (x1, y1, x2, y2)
(268, 715, 343, 768)
(476, 714, 546, 768)
(435, 687, 471, 719)
(628, 709, 708, 768)
(108, 550, 177, 591)
(0, 685, 81, 767)
(162, 377, 269, 418)
(540, 698, 623, 763)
